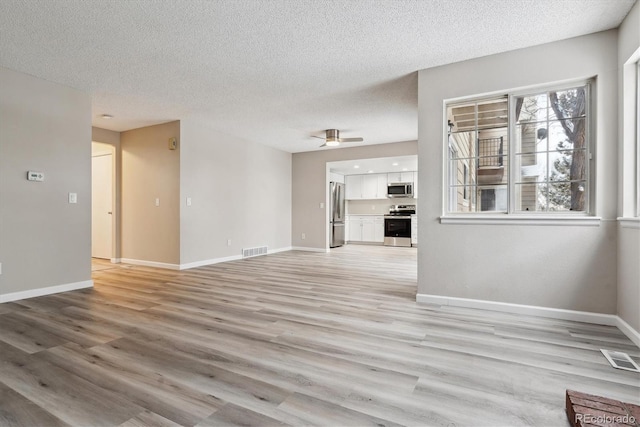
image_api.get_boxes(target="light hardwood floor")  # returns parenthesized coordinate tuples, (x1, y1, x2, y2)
(1, 245, 638, 426)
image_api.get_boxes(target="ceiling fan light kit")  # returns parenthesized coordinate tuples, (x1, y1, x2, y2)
(313, 129, 364, 147)
(325, 139, 340, 146)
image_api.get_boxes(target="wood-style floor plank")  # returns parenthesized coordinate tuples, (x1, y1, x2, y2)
(0, 246, 638, 426)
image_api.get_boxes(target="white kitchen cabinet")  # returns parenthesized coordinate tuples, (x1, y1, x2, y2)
(329, 172, 345, 184)
(361, 217, 375, 242)
(347, 215, 384, 242)
(411, 215, 418, 246)
(345, 175, 363, 200)
(361, 175, 377, 199)
(346, 174, 388, 200)
(347, 217, 360, 242)
(376, 174, 388, 199)
(374, 216, 384, 242)
(387, 171, 415, 184)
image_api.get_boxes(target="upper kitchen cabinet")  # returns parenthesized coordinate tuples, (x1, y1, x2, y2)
(345, 174, 387, 200)
(387, 171, 414, 184)
(345, 175, 363, 199)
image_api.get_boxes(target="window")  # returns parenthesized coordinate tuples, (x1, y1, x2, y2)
(463, 164, 469, 200)
(448, 145, 457, 212)
(445, 81, 591, 215)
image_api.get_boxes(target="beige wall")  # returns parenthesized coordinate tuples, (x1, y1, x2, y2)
(617, 1, 640, 334)
(179, 119, 292, 265)
(121, 121, 181, 265)
(0, 66, 92, 296)
(418, 30, 619, 314)
(92, 127, 122, 260)
(292, 141, 418, 250)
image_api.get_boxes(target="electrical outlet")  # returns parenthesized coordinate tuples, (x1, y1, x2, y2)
(319, 202, 324, 209)
(227, 239, 232, 246)
(186, 197, 192, 206)
(68, 193, 77, 204)
(301, 233, 306, 240)
(155, 198, 160, 206)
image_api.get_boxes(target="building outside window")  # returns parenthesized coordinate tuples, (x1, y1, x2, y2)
(445, 81, 591, 215)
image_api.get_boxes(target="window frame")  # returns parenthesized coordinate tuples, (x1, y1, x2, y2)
(442, 79, 598, 224)
(636, 61, 640, 217)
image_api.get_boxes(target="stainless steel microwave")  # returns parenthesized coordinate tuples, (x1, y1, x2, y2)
(387, 182, 414, 198)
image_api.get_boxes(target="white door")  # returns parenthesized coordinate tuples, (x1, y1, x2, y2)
(92, 154, 113, 259)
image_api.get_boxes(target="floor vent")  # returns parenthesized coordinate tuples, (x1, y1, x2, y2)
(242, 246, 268, 258)
(600, 349, 640, 373)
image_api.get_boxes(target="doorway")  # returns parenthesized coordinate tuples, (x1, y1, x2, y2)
(91, 145, 114, 260)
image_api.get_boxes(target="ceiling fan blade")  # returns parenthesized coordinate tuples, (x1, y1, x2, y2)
(311, 135, 325, 140)
(339, 137, 364, 143)
(319, 142, 328, 147)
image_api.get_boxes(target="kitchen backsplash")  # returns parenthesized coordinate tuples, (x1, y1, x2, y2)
(346, 198, 416, 214)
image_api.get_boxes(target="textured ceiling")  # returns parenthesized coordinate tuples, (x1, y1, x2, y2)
(0, 0, 635, 153)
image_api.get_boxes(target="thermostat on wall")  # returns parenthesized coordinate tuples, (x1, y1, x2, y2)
(27, 171, 44, 181)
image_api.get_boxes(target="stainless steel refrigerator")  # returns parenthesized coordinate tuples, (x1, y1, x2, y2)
(330, 182, 345, 248)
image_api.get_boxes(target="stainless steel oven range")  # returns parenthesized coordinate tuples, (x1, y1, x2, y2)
(384, 205, 415, 247)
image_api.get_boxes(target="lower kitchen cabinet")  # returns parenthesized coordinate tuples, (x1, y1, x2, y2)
(347, 215, 384, 243)
(374, 216, 384, 242)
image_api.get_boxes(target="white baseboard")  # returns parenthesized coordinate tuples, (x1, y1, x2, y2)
(268, 246, 293, 254)
(291, 246, 330, 253)
(179, 246, 293, 270)
(0, 280, 94, 303)
(179, 255, 242, 270)
(616, 316, 640, 348)
(417, 293, 639, 348)
(120, 258, 181, 270)
(416, 294, 618, 324)
(110, 258, 121, 264)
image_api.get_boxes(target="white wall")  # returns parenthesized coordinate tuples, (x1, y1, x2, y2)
(179, 119, 292, 265)
(417, 30, 619, 314)
(617, 0, 640, 334)
(292, 141, 418, 250)
(0, 67, 92, 298)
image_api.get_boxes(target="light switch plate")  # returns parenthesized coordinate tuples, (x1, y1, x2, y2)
(68, 193, 77, 204)
(155, 198, 160, 206)
(186, 197, 192, 206)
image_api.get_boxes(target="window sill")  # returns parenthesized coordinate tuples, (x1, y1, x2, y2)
(617, 217, 640, 229)
(440, 215, 601, 226)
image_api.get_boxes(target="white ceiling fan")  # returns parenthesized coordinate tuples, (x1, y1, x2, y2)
(312, 129, 364, 147)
